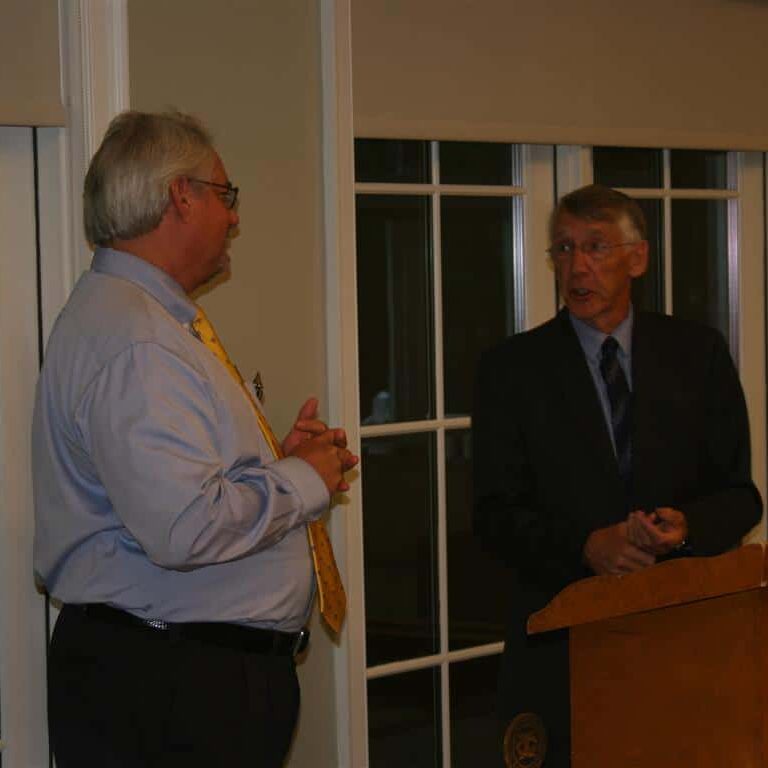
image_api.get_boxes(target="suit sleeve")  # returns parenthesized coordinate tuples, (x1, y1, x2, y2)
(472, 346, 593, 591)
(679, 331, 762, 555)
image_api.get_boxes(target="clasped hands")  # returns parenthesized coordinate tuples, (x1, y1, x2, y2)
(282, 397, 359, 496)
(583, 507, 688, 576)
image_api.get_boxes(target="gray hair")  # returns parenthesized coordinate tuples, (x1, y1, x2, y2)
(550, 184, 647, 241)
(83, 110, 216, 246)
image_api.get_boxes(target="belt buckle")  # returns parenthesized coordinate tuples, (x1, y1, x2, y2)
(292, 628, 310, 656)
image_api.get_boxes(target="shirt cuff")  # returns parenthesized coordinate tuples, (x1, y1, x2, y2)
(270, 456, 330, 521)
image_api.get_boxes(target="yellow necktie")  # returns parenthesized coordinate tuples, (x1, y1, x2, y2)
(191, 307, 346, 634)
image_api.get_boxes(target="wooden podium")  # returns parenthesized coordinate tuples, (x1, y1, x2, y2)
(528, 544, 768, 768)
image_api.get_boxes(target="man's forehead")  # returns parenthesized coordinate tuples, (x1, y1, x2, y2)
(552, 212, 626, 238)
(210, 154, 228, 181)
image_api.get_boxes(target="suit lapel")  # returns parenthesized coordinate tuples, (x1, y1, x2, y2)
(630, 312, 659, 507)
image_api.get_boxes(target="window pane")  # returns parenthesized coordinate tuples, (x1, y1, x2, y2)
(631, 198, 664, 314)
(368, 668, 442, 768)
(446, 430, 505, 649)
(356, 195, 434, 424)
(362, 433, 439, 666)
(450, 655, 504, 768)
(441, 196, 516, 416)
(439, 142, 516, 186)
(355, 138, 431, 183)
(670, 150, 728, 189)
(671, 199, 729, 338)
(593, 147, 663, 189)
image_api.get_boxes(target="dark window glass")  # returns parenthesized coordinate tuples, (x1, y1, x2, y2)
(450, 656, 504, 768)
(671, 199, 729, 338)
(593, 147, 663, 189)
(670, 150, 728, 190)
(446, 430, 506, 649)
(439, 142, 515, 186)
(368, 668, 442, 768)
(356, 195, 434, 424)
(631, 198, 664, 313)
(362, 433, 438, 666)
(355, 139, 431, 184)
(441, 196, 516, 416)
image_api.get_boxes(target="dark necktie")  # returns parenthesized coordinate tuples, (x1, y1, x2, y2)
(599, 336, 632, 484)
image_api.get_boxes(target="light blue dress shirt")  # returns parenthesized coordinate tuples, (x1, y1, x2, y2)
(569, 308, 633, 456)
(33, 248, 328, 631)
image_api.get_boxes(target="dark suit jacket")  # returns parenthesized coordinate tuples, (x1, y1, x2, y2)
(473, 309, 762, 767)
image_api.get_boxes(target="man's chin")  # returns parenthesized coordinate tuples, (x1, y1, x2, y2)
(194, 262, 231, 295)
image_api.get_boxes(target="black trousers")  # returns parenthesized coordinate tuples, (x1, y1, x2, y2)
(48, 605, 301, 768)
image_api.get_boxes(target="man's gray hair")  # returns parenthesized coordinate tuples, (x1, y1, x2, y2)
(84, 110, 215, 247)
(550, 184, 647, 241)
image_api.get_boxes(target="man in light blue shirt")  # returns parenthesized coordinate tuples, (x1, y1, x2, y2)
(33, 110, 356, 768)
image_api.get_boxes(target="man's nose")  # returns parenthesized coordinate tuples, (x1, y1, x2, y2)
(569, 244, 591, 271)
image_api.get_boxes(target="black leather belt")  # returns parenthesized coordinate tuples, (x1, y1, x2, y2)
(74, 603, 309, 657)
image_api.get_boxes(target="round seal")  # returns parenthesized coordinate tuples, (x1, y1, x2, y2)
(503, 712, 547, 768)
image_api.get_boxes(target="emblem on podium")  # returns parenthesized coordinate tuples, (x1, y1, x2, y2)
(504, 712, 546, 768)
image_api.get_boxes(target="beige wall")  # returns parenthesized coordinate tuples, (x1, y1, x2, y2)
(128, 2, 336, 765)
(129, 0, 327, 439)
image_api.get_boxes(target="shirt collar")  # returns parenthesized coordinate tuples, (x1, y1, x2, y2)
(569, 306, 634, 362)
(91, 247, 197, 325)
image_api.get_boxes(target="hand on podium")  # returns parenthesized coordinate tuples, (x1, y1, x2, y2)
(627, 507, 688, 556)
(583, 521, 656, 576)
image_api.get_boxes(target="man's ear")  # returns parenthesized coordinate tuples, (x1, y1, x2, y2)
(629, 240, 649, 278)
(168, 176, 193, 220)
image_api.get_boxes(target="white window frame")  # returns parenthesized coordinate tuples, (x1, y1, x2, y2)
(333, 145, 555, 767)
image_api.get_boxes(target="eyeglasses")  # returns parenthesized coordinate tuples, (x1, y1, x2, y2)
(547, 240, 640, 263)
(187, 177, 239, 210)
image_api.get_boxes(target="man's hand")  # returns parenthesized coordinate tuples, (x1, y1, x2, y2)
(626, 507, 688, 556)
(282, 397, 328, 455)
(289, 429, 358, 495)
(283, 398, 358, 494)
(583, 521, 656, 576)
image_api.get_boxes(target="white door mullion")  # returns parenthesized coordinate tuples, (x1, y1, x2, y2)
(432, 141, 445, 422)
(555, 145, 592, 195)
(436, 426, 451, 767)
(523, 144, 558, 330)
(367, 640, 505, 680)
(360, 416, 471, 439)
(430, 139, 452, 768)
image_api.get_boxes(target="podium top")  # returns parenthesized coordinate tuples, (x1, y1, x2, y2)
(528, 543, 766, 635)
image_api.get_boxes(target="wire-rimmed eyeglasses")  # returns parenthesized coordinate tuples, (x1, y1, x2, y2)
(187, 177, 239, 210)
(547, 240, 641, 263)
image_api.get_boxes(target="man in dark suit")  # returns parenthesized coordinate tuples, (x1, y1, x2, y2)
(473, 184, 762, 767)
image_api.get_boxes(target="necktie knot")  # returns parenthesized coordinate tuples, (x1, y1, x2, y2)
(601, 335, 620, 363)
